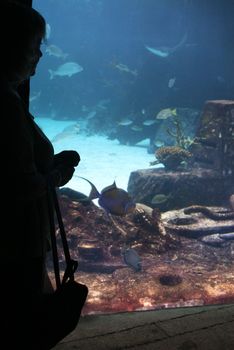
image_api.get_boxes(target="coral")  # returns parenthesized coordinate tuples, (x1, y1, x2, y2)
(150, 146, 192, 171)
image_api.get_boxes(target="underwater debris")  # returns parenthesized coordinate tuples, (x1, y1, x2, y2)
(78, 240, 105, 262)
(150, 146, 192, 170)
(159, 274, 183, 286)
(132, 207, 178, 250)
(183, 205, 234, 220)
(163, 206, 234, 239)
(133, 207, 159, 233)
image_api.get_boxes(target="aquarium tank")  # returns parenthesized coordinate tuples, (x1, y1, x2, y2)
(31, 0, 234, 315)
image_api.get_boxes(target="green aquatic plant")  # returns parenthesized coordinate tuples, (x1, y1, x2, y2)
(166, 113, 194, 149)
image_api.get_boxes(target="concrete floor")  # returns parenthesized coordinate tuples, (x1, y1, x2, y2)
(52, 303, 234, 349)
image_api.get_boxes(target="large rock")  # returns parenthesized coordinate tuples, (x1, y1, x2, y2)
(189, 99, 234, 175)
(127, 168, 234, 211)
(128, 100, 234, 211)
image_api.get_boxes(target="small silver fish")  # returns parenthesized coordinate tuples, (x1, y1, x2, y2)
(168, 77, 176, 88)
(142, 119, 156, 126)
(77, 176, 136, 216)
(154, 140, 165, 147)
(151, 193, 170, 205)
(131, 125, 143, 131)
(118, 118, 133, 126)
(122, 247, 141, 272)
(45, 23, 51, 40)
(114, 63, 138, 77)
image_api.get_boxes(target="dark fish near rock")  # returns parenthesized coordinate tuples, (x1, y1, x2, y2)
(200, 234, 226, 247)
(122, 247, 141, 272)
(58, 187, 91, 205)
(77, 176, 136, 216)
(218, 232, 234, 241)
(200, 232, 234, 247)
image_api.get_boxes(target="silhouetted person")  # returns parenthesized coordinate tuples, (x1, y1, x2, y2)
(0, 1, 80, 348)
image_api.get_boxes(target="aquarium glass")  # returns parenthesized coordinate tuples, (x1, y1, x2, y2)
(31, 0, 234, 315)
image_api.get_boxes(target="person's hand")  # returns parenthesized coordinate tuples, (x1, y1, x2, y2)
(49, 164, 75, 187)
(54, 150, 80, 167)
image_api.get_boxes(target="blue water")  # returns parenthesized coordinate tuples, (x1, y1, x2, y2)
(30, 0, 234, 184)
(31, 0, 234, 124)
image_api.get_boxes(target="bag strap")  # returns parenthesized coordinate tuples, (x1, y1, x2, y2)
(47, 183, 78, 289)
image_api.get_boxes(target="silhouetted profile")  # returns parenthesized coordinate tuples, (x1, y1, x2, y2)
(0, 1, 81, 348)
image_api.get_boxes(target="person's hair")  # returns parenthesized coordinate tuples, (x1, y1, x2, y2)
(0, 1, 46, 77)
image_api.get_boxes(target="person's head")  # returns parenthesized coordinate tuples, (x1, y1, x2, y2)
(0, 1, 46, 84)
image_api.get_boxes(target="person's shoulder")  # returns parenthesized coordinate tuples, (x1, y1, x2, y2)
(0, 84, 24, 116)
(0, 83, 20, 101)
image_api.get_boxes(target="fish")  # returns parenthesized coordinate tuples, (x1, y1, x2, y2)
(156, 108, 177, 120)
(29, 90, 41, 103)
(114, 63, 138, 77)
(145, 33, 187, 58)
(153, 140, 165, 148)
(86, 111, 97, 120)
(51, 123, 80, 143)
(200, 234, 226, 247)
(118, 118, 133, 126)
(151, 193, 170, 205)
(218, 232, 234, 241)
(45, 44, 69, 59)
(121, 247, 141, 272)
(142, 119, 156, 126)
(77, 176, 136, 216)
(131, 125, 143, 132)
(168, 77, 176, 88)
(45, 23, 51, 40)
(48, 62, 83, 79)
(59, 187, 91, 205)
